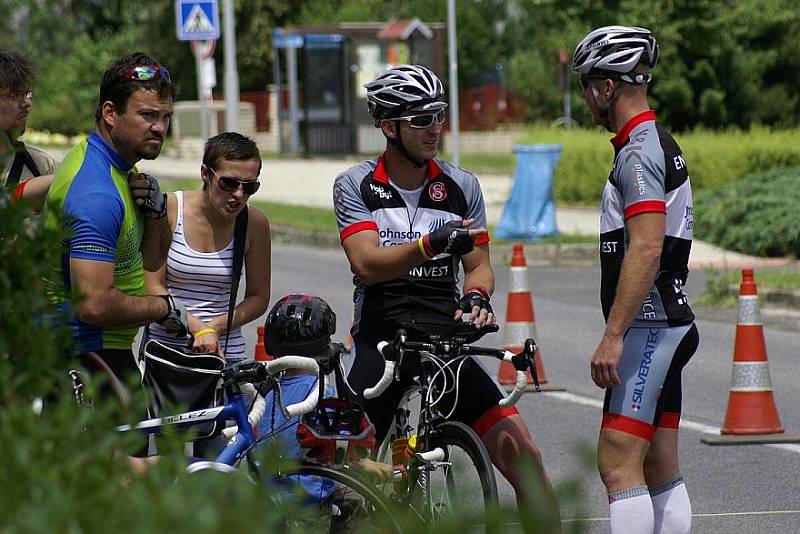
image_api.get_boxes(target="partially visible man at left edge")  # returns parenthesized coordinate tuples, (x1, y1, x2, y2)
(42, 53, 187, 446)
(0, 49, 55, 204)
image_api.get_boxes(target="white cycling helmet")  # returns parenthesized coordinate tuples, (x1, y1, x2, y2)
(365, 64, 447, 122)
(572, 25, 659, 85)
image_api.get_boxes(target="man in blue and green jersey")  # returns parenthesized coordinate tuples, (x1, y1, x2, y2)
(43, 52, 187, 417)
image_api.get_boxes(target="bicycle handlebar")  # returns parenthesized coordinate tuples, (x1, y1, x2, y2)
(221, 357, 321, 437)
(365, 330, 539, 406)
(363, 341, 395, 399)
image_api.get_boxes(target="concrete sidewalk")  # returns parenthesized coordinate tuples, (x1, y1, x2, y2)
(44, 148, 795, 269)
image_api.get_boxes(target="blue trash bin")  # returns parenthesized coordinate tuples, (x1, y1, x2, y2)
(495, 144, 562, 241)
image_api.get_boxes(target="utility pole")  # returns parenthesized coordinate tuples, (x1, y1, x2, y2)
(447, 0, 460, 166)
(223, 0, 239, 132)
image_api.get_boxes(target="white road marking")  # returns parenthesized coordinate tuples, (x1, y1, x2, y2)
(560, 509, 800, 523)
(544, 391, 800, 456)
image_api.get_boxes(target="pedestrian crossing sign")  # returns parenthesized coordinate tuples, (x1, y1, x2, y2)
(175, 0, 220, 41)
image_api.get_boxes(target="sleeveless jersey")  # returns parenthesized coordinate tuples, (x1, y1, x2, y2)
(147, 191, 246, 361)
(333, 155, 489, 333)
(600, 110, 695, 327)
(43, 131, 144, 353)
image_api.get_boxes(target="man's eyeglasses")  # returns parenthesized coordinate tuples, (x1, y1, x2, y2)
(122, 65, 171, 83)
(0, 90, 33, 102)
(394, 110, 446, 129)
(209, 168, 260, 195)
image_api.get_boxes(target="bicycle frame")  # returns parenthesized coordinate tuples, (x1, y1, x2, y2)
(117, 357, 321, 468)
(117, 387, 256, 466)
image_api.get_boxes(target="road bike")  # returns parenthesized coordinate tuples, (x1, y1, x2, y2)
(363, 322, 539, 528)
(115, 345, 402, 533)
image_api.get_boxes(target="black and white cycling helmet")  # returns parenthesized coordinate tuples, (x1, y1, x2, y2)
(572, 25, 659, 85)
(365, 64, 447, 122)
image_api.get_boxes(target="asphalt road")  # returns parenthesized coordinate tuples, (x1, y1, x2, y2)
(244, 243, 800, 533)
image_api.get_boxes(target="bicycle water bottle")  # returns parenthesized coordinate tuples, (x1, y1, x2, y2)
(391, 434, 417, 492)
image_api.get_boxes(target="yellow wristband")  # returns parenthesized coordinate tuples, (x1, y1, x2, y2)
(417, 237, 433, 260)
(194, 328, 216, 338)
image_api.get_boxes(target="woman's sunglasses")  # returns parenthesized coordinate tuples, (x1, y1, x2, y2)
(208, 168, 260, 195)
(395, 109, 447, 129)
(122, 65, 171, 83)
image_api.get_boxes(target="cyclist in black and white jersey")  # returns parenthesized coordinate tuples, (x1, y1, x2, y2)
(573, 26, 699, 534)
(333, 65, 559, 527)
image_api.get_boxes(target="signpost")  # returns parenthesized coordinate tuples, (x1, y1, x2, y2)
(176, 0, 220, 140)
(272, 30, 304, 155)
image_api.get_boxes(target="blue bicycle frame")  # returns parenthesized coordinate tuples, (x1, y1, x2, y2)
(117, 390, 255, 466)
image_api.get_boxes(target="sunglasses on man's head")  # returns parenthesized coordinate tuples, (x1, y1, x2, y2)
(395, 109, 446, 129)
(208, 168, 260, 195)
(122, 65, 171, 83)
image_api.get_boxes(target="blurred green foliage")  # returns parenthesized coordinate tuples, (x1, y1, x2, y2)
(1, 0, 799, 134)
(694, 167, 800, 258)
(517, 126, 800, 206)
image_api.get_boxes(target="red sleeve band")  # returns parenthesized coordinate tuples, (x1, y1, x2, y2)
(339, 220, 378, 242)
(12, 180, 28, 201)
(624, 200, 666, 220)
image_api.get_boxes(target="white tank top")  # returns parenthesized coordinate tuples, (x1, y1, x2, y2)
(148, 191, 247, 361)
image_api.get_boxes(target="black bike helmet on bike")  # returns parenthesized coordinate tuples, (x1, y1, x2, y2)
(364, 64, 447, 168)
(264, 293, 336, 357)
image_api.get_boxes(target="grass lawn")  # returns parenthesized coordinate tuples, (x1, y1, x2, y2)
(698, 267, 800, 307)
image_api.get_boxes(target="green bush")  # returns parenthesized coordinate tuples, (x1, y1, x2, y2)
(517, 126, 800, 206)
(694, 167, 800, 258)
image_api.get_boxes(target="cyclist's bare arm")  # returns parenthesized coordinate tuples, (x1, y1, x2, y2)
(342, 230, 427, 285)
(71, 258, 168, 328)
(456, 243, 495, 325)
(342, 223, 488, 285)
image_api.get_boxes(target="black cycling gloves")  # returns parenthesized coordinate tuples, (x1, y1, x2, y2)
(157, 295, 189, 337)
(458, 286, 493, 316)
(418, 219, 474, 259)
(129, 172, 167, 219)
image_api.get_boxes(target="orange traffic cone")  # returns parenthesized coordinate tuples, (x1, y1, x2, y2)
(720, 269, 783, 435)
(498, 243, 562, 392)
(254, 326, 273, 362)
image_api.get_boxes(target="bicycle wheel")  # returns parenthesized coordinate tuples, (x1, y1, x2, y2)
(406, 421, 499, 527)
(287, 465, 403, 534)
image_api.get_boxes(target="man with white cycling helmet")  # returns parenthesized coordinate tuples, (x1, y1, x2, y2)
(573, 26, 698, 534)
(332, 64, 559, 527)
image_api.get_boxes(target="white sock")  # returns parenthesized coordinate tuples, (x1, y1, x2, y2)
(651, 476, 692, 533)
(609, 485, 654, 534)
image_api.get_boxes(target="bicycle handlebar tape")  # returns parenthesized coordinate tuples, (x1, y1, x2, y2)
(717, 270, 787, 442)
(498, 244, 564, 392)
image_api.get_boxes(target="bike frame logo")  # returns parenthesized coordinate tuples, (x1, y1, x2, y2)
(429, 182, 447, 201)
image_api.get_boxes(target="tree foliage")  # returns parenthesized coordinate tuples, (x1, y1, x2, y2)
(2, 0, 799, 133)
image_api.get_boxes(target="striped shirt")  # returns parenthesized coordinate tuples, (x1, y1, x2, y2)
(148, 191, 246, 361)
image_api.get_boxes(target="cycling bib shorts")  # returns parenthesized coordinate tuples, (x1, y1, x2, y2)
(602, 323, 699, 441)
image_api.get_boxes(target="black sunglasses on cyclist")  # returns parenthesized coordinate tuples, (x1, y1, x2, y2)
(209, 168, 260, 195)
(122, 65, 171, 83)
(395, 109, 446, 129)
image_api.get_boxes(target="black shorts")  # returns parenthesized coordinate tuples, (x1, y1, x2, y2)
(346, 323, 518, 441)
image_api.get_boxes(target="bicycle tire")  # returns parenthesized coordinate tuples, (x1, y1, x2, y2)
(289, 465, 403, 534)
(406, 420, 499, 527)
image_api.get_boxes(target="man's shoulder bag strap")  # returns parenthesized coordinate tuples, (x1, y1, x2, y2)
(6, 143, 41, 188)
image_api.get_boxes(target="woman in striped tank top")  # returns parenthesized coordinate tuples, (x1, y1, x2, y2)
(145, 132, 270, 363)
